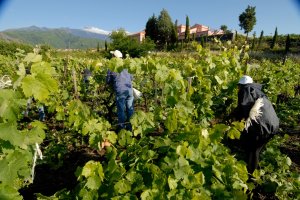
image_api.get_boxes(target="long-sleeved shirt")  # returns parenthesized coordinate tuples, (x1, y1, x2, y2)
(233, 83, 279, 139)
(106, 69, 133, 95)
(83, 68, 92, 81)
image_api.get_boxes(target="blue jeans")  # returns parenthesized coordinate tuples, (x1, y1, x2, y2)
(38, 106, 45, 121)
(116, 89, 134, 132)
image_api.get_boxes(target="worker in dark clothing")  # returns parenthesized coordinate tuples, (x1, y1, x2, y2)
(83, 68, 92, 94)
(106, 50, 134, 132)
(83, 68, 92, 84)
(23, 69, 46, 122)
(231, 75, 279, 174)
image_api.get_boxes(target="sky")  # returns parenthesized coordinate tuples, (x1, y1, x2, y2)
(0, 0, 299, 36)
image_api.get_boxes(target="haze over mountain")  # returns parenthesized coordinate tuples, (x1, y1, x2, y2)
(0, 26, 111, 49)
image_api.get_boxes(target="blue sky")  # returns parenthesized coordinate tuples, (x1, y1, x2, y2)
(0, 0, 299, 35)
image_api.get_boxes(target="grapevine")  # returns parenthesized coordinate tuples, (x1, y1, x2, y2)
(0, 43, 299, 200)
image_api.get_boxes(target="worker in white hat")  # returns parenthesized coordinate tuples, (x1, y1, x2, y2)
(230, 75, 279, 175)
(110, 50, 123, 58)
(238, 75, 253, 84)
(106, 50, 134, 132)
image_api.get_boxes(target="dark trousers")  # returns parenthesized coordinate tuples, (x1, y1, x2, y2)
(240, 131, 271, 174)
(246, 141, 267, 174)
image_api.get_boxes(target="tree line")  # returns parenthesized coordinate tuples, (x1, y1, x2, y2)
(1, 6, 299, 58)
(106, 6, 299, 57)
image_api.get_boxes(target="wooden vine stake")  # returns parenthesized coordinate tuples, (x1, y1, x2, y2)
(72, 68, 79, 99)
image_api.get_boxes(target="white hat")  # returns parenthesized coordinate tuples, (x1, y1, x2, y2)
(238, 75, 253, 84)
(110, 50, 123, 58)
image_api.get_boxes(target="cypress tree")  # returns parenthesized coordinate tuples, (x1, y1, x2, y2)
(105, 40, 108, 51)
(251, 31, 256, 50)
(185, 15, 190, 42)
(157, 9, 174, 48)
(235, 30, 238, 42)
(257, 30, 264, 50)
(145, 14, 158, 42)
(201, 36, 205, 47)
(285, 34, 291, 54)
(271, 27, 278, 49)
(171, 19, 179, 46)
(283, 34, 291, 64)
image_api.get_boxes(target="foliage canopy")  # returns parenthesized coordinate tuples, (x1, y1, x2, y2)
(239, 5, 257, 38)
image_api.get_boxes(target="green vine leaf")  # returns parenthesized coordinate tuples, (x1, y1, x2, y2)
(114, 179, 131, 194)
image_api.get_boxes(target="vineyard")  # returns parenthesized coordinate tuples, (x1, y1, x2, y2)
(0, 42, 299, 200)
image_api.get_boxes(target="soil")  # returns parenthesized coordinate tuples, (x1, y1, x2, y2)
(19, 146, 104, 200)
(252, 127, 300, 200)
(279, 128, 300, 173)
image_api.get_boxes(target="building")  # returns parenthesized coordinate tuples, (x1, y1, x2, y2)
(178, 24, 225, 40)
(128, 30, 146, 43)
(128, 23, 226, 43)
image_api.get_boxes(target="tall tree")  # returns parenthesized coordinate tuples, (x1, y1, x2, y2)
(145, 14, 158, 42)
(97, 42, 100, 52)
(257, 30, 264, 50)
(157, 9, 174, 48)
(201, 36, 205, 47)
(105, 40, 108, 51)
(109, 29, 130, 54)
(171, 19, 178, 46)
(251, 31, 256, 50)
(270, 27, 278, 49)
(285, 34, 291, 54)
(235, 30, 238, 41)
(283, 34, 291, 64)
(185, 15, 190, 42)
(239, 5, 257, 40)
(220, 25, 228, 32)
(110, 29, 155, 58)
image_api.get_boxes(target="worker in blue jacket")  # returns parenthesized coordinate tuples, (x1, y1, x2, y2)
(231, 75, 279, 174)
(106, 50, 134, 132)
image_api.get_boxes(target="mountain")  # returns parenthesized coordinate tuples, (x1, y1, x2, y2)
(64, 27, 110, 41)
(0, 26, 110, 49)
(82, 27, 111, 36)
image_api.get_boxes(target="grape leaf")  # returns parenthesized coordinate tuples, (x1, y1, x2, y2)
(0, 184, 23, 200)
(114, 179, 131, 194)
(0, 90, 26, 122)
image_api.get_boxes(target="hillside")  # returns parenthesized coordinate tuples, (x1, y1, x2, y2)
(0, 26, 109, 49)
